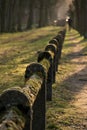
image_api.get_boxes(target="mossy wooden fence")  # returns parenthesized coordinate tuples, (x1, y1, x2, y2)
(0, 29, 66, 130)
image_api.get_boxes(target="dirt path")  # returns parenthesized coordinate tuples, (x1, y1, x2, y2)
(62, 32, 87, 130)
(46, 30, 87, 130)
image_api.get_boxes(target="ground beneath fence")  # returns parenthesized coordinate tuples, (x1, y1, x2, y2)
(46, 29, 87, 130)
(60, 31, 87, 130)
(65, 32, 87, 130)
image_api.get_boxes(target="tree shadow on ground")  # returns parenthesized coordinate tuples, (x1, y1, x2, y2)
(57, 66, 87, 103)
(27, 34, 54, 43)
(65, 35, 81, 42)
(63, 38, 87, 61)
(55, 33, 87, 107)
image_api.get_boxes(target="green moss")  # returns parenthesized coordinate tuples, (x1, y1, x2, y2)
(1, 27, 86, 130)
(47, 123, 61, 130)
(40, 59, 50, 73)
(0, 26, 60, 94)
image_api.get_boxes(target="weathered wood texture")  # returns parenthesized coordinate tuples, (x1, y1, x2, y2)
(37, 51, 53, 101)
(0, 29, 66, 130)
(49, 28, 66, 71)
(0, 63, 46, 130)
(45, 44, 57, 83)
(25, 63, 46, 130)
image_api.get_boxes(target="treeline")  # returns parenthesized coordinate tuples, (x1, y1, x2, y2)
(0, 0, 63, 33)
(70, 0, 87, 38)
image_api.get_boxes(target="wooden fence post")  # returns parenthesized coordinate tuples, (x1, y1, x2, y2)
(37, 51, 53, 101)
(25, 63, 46, 130)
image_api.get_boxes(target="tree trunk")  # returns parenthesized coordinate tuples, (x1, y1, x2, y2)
(0, 0, 6, 32)
(17, 0, 24, 31)
(38, 0, 46, 27)
(26, 0, 34, 29)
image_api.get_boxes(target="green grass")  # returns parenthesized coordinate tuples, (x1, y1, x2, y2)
(0, 27, 87, 129)
(0, 26, 62, 93)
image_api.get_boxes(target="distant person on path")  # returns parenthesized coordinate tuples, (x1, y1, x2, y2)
(66, 17, 72, 31)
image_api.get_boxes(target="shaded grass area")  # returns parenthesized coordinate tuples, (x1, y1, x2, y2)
(0, 26, 62, 93)
(1, 27, 87, 129)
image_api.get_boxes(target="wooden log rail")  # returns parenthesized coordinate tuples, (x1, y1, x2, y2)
(0, 29, 66, 130)
(49, 28, 66, 71)
(37, 28, 66, 101)
(37, 51, 53, 101)
(45, 44, 57, 83)
(25, 63, 46, 130)
(0, 63, 46, 130)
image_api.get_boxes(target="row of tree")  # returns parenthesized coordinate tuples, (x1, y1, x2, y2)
(0, 0, 64, 33)
(70, 0, 87, 38)
(2, 0, 87, 38)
